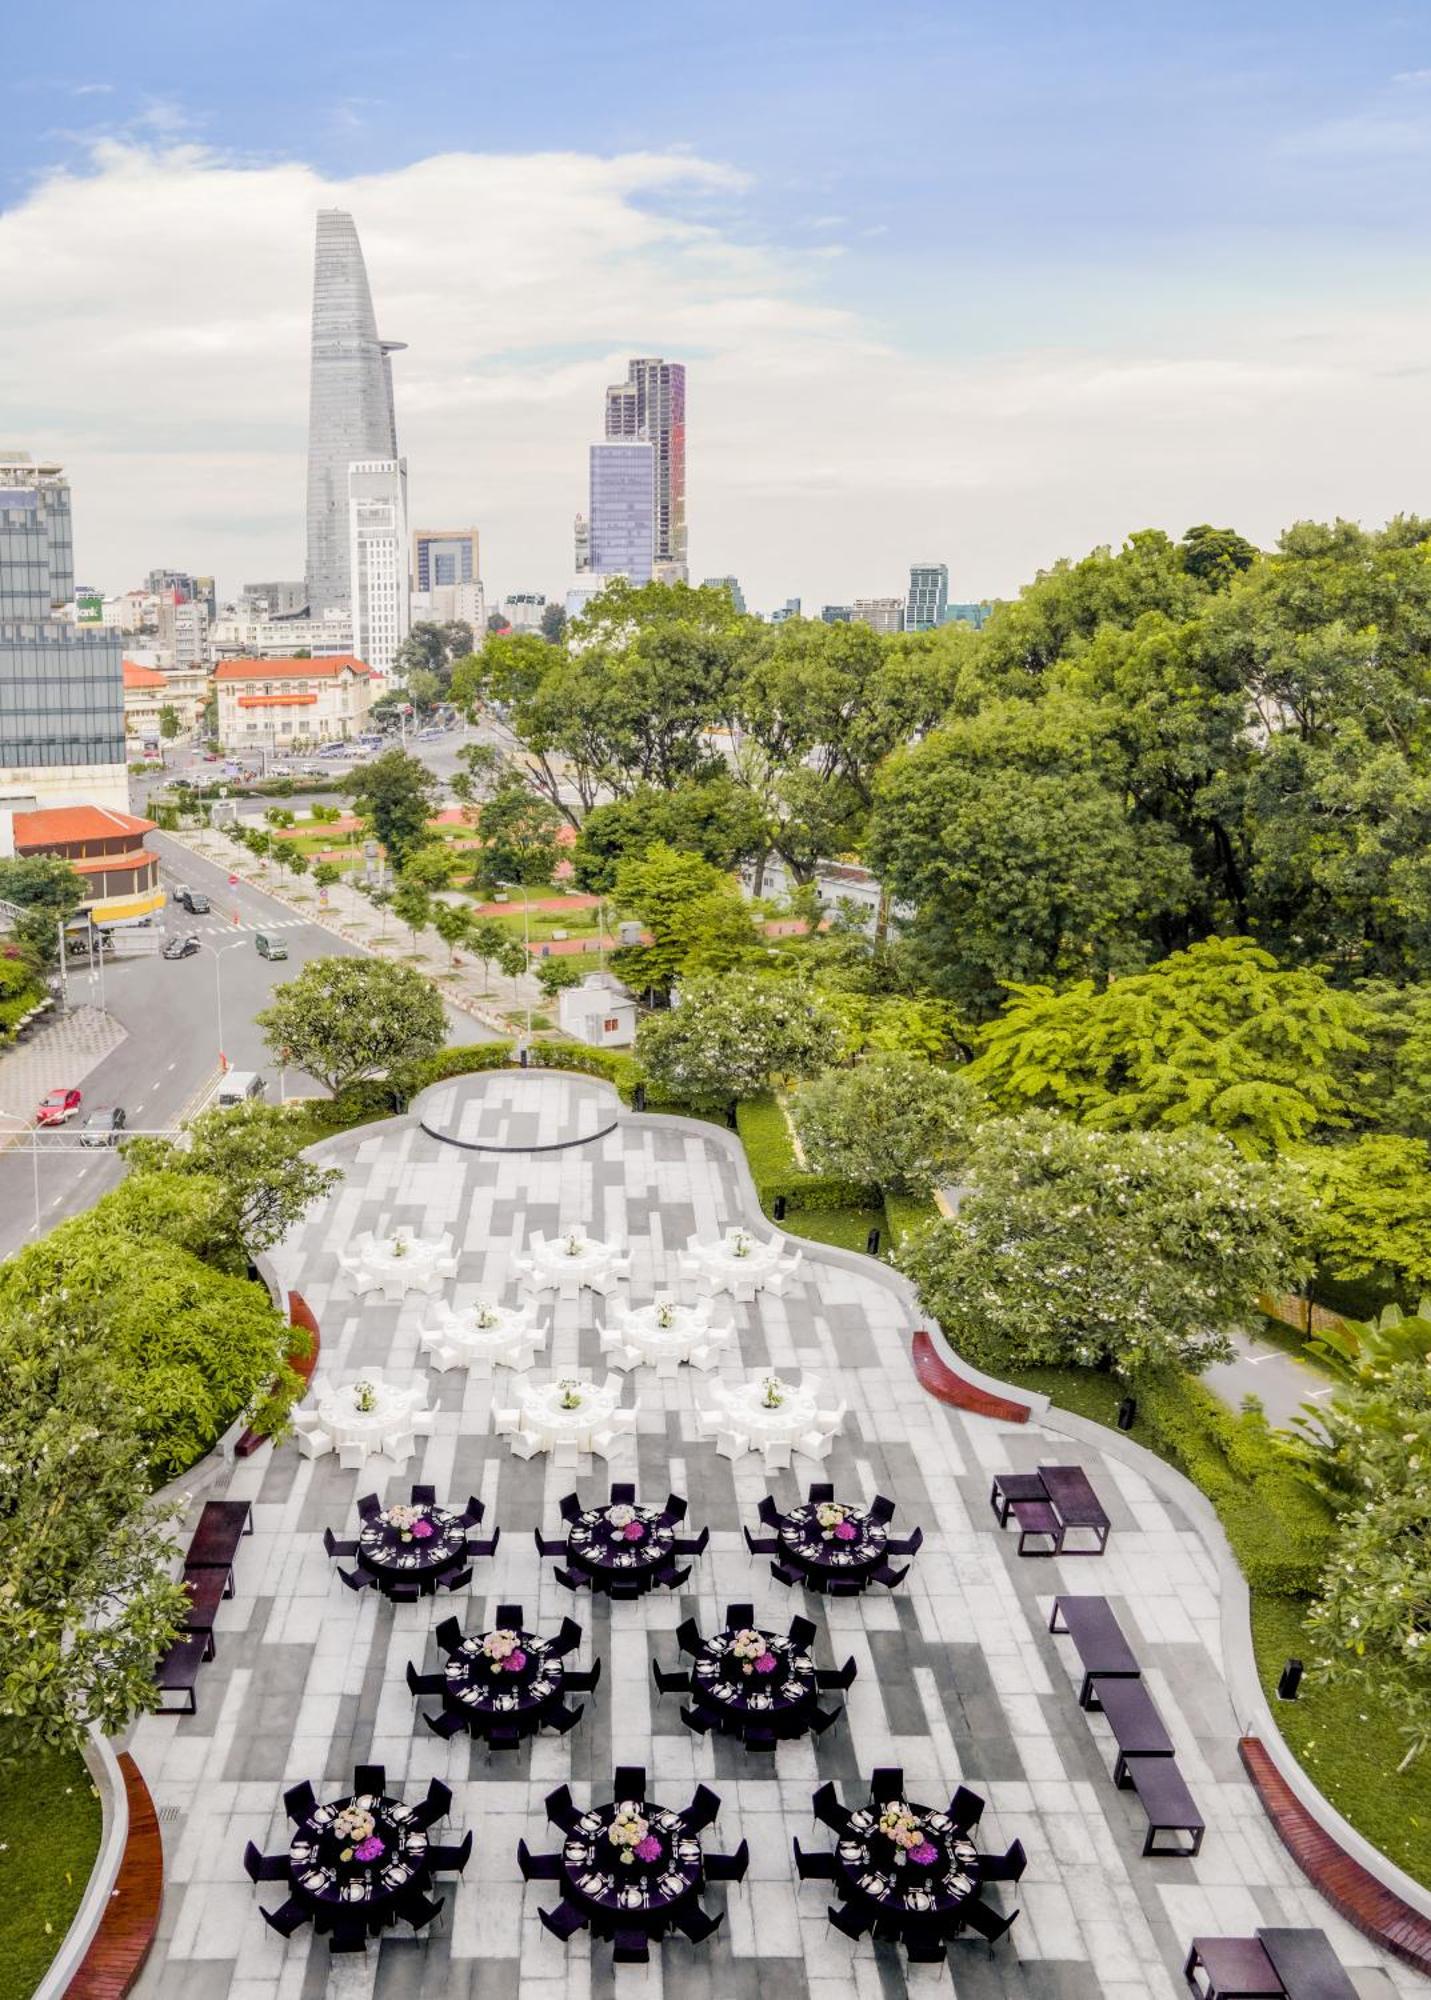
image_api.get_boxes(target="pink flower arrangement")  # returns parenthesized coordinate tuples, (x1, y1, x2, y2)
(505, 1648, 527, 1673)
(634, 1835, 663, 1863)
(754, 1651, 778, 1675)
(833, 1519, 858, 1541)
(412, 1517, 434, 1540)
(353, 1835, 385, 1863)
(909, 1842, 938, 1867)
(623, 1520, 645, 1542)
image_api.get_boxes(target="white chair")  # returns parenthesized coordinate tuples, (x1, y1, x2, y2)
(798, 1429, 834, 1462)
(410, 1408, 438, 1437)
(492, 1406, 520, 1437)
(297, 1426, 332, 1460)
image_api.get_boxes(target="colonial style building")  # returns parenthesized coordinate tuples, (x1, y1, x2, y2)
(212, 655, 375, 751)
(122, 659, 211, 741)
(0, 803, 166, 927)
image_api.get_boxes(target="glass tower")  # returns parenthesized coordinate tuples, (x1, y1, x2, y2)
(906, 562, 949, 631)
(588, 441, 655, 584)
(603, 358, 686, 576)
(304, 210, 405, 619)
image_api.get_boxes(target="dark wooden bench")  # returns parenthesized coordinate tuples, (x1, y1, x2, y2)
(1098, 1675, 1174, 1787)
(1238, 1738, 1431, 1977)
(154, 1629, 213, 1715)
(990, 1471, 1047, 1527)
(1038, 1463, 1111, 1554)
(65, 1751, 163, 1998)
(185, 1498, 252, 1581)
(1050, 1595, 1141, 1708)
(1123, 1754, 1204, 1857)
(1011, 1496, 1062, 1555)
(1258, 1927, 1360, 2000)
(180, 1565, 230, 1645)
(1184, 1934, 1284, 1997)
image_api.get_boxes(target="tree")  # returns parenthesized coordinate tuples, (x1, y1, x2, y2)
(610, 843, 730, 995)
(281, 846, 310, 881)
(968, 937, 1366, 1156)
(346, 748, 440, 871)
(535, 954, 583, 1001)
(1179, 523, 1259, 586)
(791, 1053, 978, 1195)
(1294, 1136, 1431, 1297)
(122, 1101, 341, 1266)
(540, 602, 567, 643)
(0, 853, 86, 963)
(897, 1115, 1307, 1378)
(433, 901, 471, 965)
(313, 860, 341, 893)
(158, 702, 181, 741)
(496, 935, 529, 1000)
(571, 777, 768, 896)
(467, 917, 510, 994)
(487, 610, 510, 634)
(400, 843, 455, 892)
(256, 957, 445, 1095)
(635, 973, 838, 1105)
(471, 775, 563, 893)
(405, 667, 443, 715)
(391, 878, 433, 952)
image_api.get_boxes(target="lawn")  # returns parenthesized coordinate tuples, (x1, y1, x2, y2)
(0, 1744, 102, 2000)
(778, 1207, 887, 1255)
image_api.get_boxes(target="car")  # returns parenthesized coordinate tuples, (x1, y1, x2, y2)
(78, 1106, 127, 1148)
(162, 933, 201, 960)
(174, 886, 211, 914)
(254, 932, 288, 960)
(36, 1087, 82, 1126)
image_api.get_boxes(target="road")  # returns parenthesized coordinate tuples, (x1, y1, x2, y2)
(0, 822, 494, 1262)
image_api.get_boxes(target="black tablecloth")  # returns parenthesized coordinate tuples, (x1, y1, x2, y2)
(357, 1505, 468, 1583)
(778, 1502, 887, 1582)
(690, 1629, 817, 1736)
(288, 1793, 430, 1925)
(835, 1802, 980, 1932)
(567, 1505, 676, 1580)
(445, 1629, 563, 1732)
(561, 1799, 703, 1927)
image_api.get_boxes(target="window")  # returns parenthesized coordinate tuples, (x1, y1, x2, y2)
(603, 1017, 620, 1034)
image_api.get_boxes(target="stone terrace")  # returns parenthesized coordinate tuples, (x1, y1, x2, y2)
(129, 1074, 1429, 2000)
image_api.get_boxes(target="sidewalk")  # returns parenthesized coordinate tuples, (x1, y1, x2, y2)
(0, 1006, 127, 1144)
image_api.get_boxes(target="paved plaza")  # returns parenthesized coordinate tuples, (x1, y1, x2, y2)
(130, 1073, 1428, 2000)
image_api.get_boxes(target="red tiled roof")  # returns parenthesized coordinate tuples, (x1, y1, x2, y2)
(12, 805, 156, 848)
(214, 655, 372, 681)
(122, 659, 168, 690)
(73, 849, 157, 874)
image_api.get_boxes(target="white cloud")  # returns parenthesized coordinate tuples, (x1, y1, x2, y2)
(2, 139, 1430, 609)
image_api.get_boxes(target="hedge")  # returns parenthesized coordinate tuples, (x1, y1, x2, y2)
(884, 1191, 940, 1250)
(735, 1094, 879, 1215)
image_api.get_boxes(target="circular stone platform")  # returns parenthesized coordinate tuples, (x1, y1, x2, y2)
(416, 1070, 620, 1152)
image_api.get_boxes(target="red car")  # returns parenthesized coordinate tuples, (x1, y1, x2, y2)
(36, 1087, 82, 1127)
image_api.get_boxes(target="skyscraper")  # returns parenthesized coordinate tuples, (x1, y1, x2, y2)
(906, 562, 949, 631)
(0, 453, 126, 810)
(305, 210, 406, 619)
(412, 528, 479, 594)
(348, 459, 410, 675)
(588, 441, 655, 584)
(604, 357, 686, 577)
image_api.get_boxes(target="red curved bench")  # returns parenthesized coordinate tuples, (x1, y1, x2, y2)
(235, 1289, 320, 1458)
(65, 1753, 162, 1997)
(911, 1330, 1031, 1424)
(1239, 1737, 1431, 1977)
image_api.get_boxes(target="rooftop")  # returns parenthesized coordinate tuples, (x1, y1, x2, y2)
(213, 655, 372, 681)
(11, 804, 155, 848)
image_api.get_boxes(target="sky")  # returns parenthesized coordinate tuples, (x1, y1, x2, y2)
(5, 0, 1431, 612)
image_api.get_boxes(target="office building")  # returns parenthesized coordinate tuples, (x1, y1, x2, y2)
(122, 659, 210, 740)
(239, 580, 309, 619)
(502, 592, 547, 634)
(604, 356, 686, 576)
(0, 453, 126, 811)
(412, 527, 479, 594)
(211, 606, 354, 660)
(906, 562, 949, 632)
(348, 458, 409, 676)
(146, 567, 195, 601)
(821, 604, 853, 624)
(588, 440, 655, 584)
(946, 600, 994, 630)
(770, 597, 802, 625)
(213, 656, 375, 752)
(702, 575, 745, 613)
(156, 592, 209, 671)
(305, 209, 405, 619)
(852, 596, 905, 635)
(574, 513, 590, 573)
(410, 581, 485, 634)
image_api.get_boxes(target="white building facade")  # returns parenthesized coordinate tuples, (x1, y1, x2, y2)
(348, 457, 410, 676)
(212, 655, 375, 753)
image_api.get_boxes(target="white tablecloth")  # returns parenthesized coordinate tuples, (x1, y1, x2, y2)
(418, 1295, 546, 1373)
(336, 1227, 459, 1301)
(513, 1230, 630, 1297)
(292, 1368, 436, 1468)
(599, 1295, 730, 1374)
(492, 1373, 636, 1463)
(695, 1373, 845, 1470)
(679, 1229, 802, 1301)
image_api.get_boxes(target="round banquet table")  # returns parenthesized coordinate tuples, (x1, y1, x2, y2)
(778, 1502, 888, 1584)
(708, 1376, 822, 1448)
(561, 1798, 704, 1931)
(527, 1233, 627, 1295)
(443, 1629, 564, 1737)
(835, 1800, 981, 1933)
(511, 1376, 627, 1453)
(288, 1791, 430, 1929)
(314, 1377, 430, 1458)
(689, 1628, 818, 1739)
(566, 1504, 677, 1588)
(357, 1505, 468, 1592)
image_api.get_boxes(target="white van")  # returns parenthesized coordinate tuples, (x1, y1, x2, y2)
(215, 1070, 267, 1109)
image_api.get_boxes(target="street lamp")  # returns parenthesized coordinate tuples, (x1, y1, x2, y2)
(200, 938, 248, 1072)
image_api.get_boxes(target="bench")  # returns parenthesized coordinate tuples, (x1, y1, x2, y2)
(154, 1628, 213, 1715)
(1050, 1595, 1142, 1708)
(990, 1472, 1047, 1527)
(65, 1752, 163, 1998)
(1010, 1496, 1062, 1555)
(236, 1289, 320, 1457)
(1257, 1927, 1360, 2000)
(1038, 1463, 1111, 1554)
(912, 1331, 1032, 1424)
(185, 1498, 252, 1583)
(180, 1565, 230, 1645)
(1123, 1754, 1204, 1857)
(1184, 1935, 1284, 1997)
(1097, 1675, 1174, 1787)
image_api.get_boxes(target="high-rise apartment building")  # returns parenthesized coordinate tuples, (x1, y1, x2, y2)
(820, 604, 853, 623)
(412, 527, 479, 594)
(852, 596, 905, 635)
(240, 580, 309, 619)
(305, 210, 405, 619)
(145, 567, 195, 601)
(0, 453, 126, 810)
(574, 513, 590, 573)
(348, 458, 409, 676)
(770, 597, 802, 625)
(906, 562, 949, 632)
(702, 575, 745, 612)
(588, 440, 655, 584)
(603, 357, 686, 577)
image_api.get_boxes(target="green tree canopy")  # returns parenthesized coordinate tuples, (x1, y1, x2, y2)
(345, 748, 440, 870)
(1293, 1136, 1431, 1297)
(256, 956, 446, 1095)
(635, 972, 837, 1105)
(122, 1101, 341, 1265)
(471, 774, 563, 891)
(571, 777, 768, 896)
(0, 853, 87, 963)
(791, 1052, 979, 1195)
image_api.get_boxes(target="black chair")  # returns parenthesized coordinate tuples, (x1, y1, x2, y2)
(283, 1779, 317, 1823)
(659, 1492, 688, 1524)
(553, 1565, 585, 1592)
(609, 1481, 636, 1505)
(793, 1838, 836, 1880)
(770, 1561, 802, 1588)
(388, 1582, 420, 1605)
(703, 1838, 747, 1881)
(674, 1616, 704, 1656)
(682, 1784, 720, 1834)
(243, 1840, 288, 1882)
(534, 1528, 567, 1557)
(809, 1705, 842, 1735)
(674, 1525, 709, 1557)
(607, 1577, 643, 1601)
(469, 1528, 501, 1558)
(815, 1657, 858, 1691)
(613, 1928, 649, 1964)
(434, 1615, 464, 1656)
(565, 1658, 602, 1693)
(338, 1566, 373, 1593)
(676, 1906, 723, 1944)
(959, 1901, 1019, 1955)
(679, 1706, 711, 1737)
(424, 1708, 466, 1740)
(812, 1782, 852, 1835)
(356, 1493, 381, 1521)
(949, 1784, 984, 1835)
(486, 1724, 523, 1754)
(440, 1565, 474, 1593)
(402, 1893, 444, 1934)
(888, 1525, 924, 1557)
(558, 1492, 583, 1523)
(518, 1837, 563, 1880)
(744, 1725, 777, 1752)
(322, 1526, 357, 1559)
(828, 1903, 867, 1941)
(459, 1495, 485, 1526)
(978, 1837, 1026, 1883)
(353, 1763, 386, 1798)
(262, 1897, 308, 1938)
(428, 1830, 473, 1872)
(547, 1615, 583, 1659)
(807, 1481, 835, 1505)
(613, 1764, 647, 1801)
(744, 1526, 779, 1557)
(329, 1919, 367, 1953)
(825, 1575, 864, 1597)
(662, 1563, 692, 1591)
(549, 1703, 584, 1735)
(652, 1660, 690, 1695)
(873, 1561, 910, 1590)
(787, 1614, 817, 1652)
(406, 1660, 445, 1697)
(868, 1492, 896, 1524)
(539, 1900, 586, 1941)
(494, 1602, 524, 1630)
(756, 1494, 783, 1528)
(411, 1483, 436, 1507)
(907, 1937, 947, 1964)
(724, 1601, 755, 1631)
(544, 1783, 580, 1832)
(870, 1767, 904, 1806)
(411, 1778, 452, 1829)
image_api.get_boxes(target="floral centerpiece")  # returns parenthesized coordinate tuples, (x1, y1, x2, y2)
(730, 1229, 753, 1260)
(878, 1802, 936, 1866)
(334, 1802, 383, 1863)
(730, 1627, 779, 1677)
(473, 1299, 502, 1330)
(816, 1499, 858, 1542)
(383, 1502, 434, 1543)
(555, 1378, 584, 1411)
(389, 1233, 409, 1259)
(607, 1502, 645, 1541)
(760, 1375, 786, 1410)
(481, 1628, 528, 1676)
(353, 1379, 379, 1415)
(654, 1297, 678, 1330)
(609, 1807, 662, 1866)
(563, 1229, 586, 1258)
